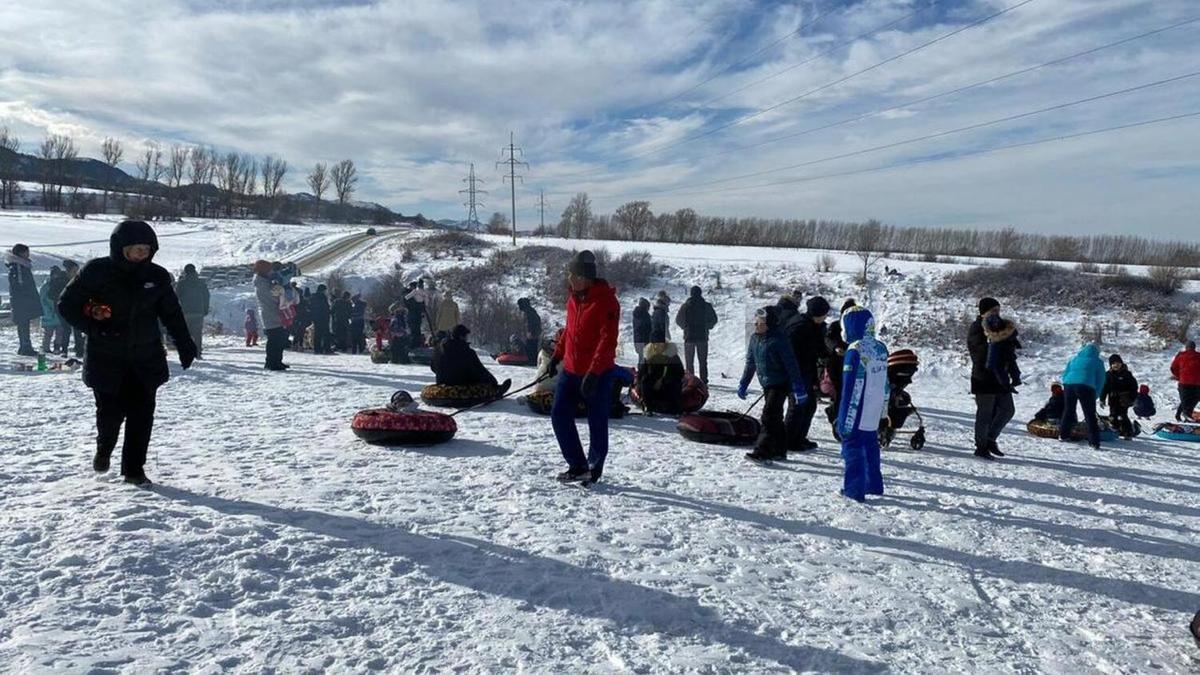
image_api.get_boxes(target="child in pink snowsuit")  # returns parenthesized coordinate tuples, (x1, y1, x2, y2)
(245, 308, 259, 346)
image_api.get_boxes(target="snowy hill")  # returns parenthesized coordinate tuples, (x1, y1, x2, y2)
(1, 214, 1198, 672)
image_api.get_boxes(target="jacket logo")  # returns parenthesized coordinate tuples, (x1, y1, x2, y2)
(144, 282, 156, 288)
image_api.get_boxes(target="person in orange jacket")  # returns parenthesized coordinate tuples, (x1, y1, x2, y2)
(548, 250, 621, 485)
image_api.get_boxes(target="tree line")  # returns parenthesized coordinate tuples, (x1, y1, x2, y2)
(548, 193, 1200, 269)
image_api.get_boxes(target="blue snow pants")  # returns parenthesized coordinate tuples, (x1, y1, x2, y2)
(551, 370, 615, 478)
(841, 428, 883, 502)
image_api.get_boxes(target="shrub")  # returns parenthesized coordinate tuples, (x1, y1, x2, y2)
(1147, 265, 1183, 293)
(600, 249, 657, 288)
(747, 275, 784, 298)
(1075, 261, 1100, 273)
(1101, 263, 1128, 276)
(325, 269, 348, 298)
(815, 253, 836, 273)
(366, 268, 409, 317)
(460, 287, 525, 352)
(410, 231, 491, 254)
(941, 260, 1182, 314)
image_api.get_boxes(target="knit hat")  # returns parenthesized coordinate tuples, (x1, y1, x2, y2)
(689, 285, 702, 299)
(978, 297, 1000, 316)
(1187, 340, 1196, 350)
(452, 324, 470, 340)
(517, 297, 530, 308)
(806, 296, 830, 318)
(253, 259, 272, 277)
(757, 306, 780, 329)
(1109, 353, 1124, 366)
(1139, 384, 1150, 394)
(777, 295, 798, 311)
(184, 263, 197, 275)
(11, 243, 29, 257)
(567, 250, 597, 280)
(1051, 382, 1063, 395)
(637, 297, 650, 309)
(840, 298, 857, 314)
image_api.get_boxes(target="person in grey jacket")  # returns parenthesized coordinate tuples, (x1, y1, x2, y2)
(175, 263, 210, 358)
(253, 259, 288, 371)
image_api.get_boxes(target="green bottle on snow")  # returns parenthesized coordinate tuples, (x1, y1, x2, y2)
(36, 353, 47, 371)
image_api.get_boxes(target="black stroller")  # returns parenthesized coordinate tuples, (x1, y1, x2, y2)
(878, 349, 926, 450)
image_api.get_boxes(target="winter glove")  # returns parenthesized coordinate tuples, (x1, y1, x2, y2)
(179, 347, 197, 370)
(580, 373, 598, 399)
(793, 383, 809, 406)
(547, 358, 560, 377)
(736, 383, 749, 400)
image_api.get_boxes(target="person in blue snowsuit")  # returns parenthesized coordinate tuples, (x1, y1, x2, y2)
(836, 306, 889, 502)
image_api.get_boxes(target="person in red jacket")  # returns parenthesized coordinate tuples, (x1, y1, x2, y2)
(549, 250, 621, 485)
(1170, 340, 1200, 421)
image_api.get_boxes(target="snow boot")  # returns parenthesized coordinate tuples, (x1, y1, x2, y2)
(556, 467, 591, 483)
(744, 450, 773, 463)
(974, 446, 995, 461)
(123, 473, 152, 487)
(987, 440, 1005, 457)
(1190, 610, 1200, 645)
(496, 379, 512, 398)
(92, 450, 111, 473)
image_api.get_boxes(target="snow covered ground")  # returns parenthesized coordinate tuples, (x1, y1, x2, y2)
(1, 216, 1198, 672)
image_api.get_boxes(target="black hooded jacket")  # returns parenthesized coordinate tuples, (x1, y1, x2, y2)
(675, 293, 718, 343)
(631, 302, 652, 344)
(432, 336, 498, 387)
(175, 269, 210, 315)
(1100, 368, 1139, 408)
(58, 221, 195, 393)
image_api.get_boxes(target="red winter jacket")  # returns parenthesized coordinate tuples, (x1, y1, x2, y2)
(554, 279, 620, 377)
(1170, 349, 1200, 385)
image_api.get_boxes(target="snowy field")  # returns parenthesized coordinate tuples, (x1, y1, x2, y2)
(1, 216, 1198, 672)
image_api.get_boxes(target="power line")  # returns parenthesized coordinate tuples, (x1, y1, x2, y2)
(458, 162, 487, 231)
(653, 110, 1200, 199)
(605, 0, 1038, 166)
(636, 70, 1200, 195)
(496, 131, 528, 246)
(674, 16, 1200, 168)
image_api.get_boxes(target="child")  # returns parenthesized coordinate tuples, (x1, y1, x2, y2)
(1133, 384, 1156, 419)
(1033, 382, 1065, 421)
(984, 313, 1022, 391)
(836, 306, 889, 501)
(244, 308, 259, 347)
(373, 314, 390, 352)
(1100, 354, 1138, 439)
(738, 306, 807, 463)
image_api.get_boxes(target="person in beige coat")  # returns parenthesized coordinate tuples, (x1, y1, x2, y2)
(435, 290, 460, 334)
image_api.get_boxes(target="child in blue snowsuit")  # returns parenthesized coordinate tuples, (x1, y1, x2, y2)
(836, 306, 889, 502)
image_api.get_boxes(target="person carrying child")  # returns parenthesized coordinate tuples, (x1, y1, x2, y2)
(984, 312, 1022, 391)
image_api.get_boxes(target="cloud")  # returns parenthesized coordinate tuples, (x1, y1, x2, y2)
(0, 0, 1197, 238)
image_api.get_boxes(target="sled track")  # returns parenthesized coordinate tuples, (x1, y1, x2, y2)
(294, 230, 406, 273)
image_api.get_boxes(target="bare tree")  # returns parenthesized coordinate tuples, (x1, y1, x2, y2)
(671, 207, 696, 243)
(260, 155, 288, 200)
(166, 144, 189, 212)
(134, 141, 163, 207)
(187, 146, 211, 216)
(307, 162, 329, 218)
(0, 127, 19, 209)
(36, 134, 78, 211)
(331, 159, 358, 205)
(242, 156, 258, 202)
(558, 192, 592, 239)
(216, 152, 243, 217)
(613, 200, 653, 241)
(852, 219, 887, 284)
(100, 137, 124, 214)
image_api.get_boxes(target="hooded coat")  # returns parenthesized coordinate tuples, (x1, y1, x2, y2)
(650, 299, 670, 342)
(968, 312, 1010, 395)
(631, 300, 652, 344)
(739, 326, 804, 391)
(638, 342, 685, 414)
(836, 307, 889, 436)
(175, 269, 210, 316)
(983, 318, 1022, 390)
(6, 250, 43, 323)
(38, 268, 68, 329)
(1100, 366, 1138, 408)
(255, 274, 282, 330)
(432, 335, 497, 387)
(58, 221, 195, 393)
(786, 312, 830, 387)
(1061, 344, 1106, 396)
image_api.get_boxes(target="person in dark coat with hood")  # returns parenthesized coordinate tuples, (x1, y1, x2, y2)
(650, 291, 671, 343)
(823, 298, 858, 432)
(62, 259, 85, 357)
(739, 305, 808, 462)
(310, 284, 331, 353)
(675, 285, 719, 384)
(57, 221, 196, 486)
(174, 263, 210, 358)
(968, 297, 1015, 460)
(432, 324, 509, 390)
(331, 291, 352, 351)
(1100, 354, 1139, 440)
(631, 297, 652, 367)
(6, 243, 43, 356)
(783, 296, 830, 451)
(517, 297, 542, 363)
(38, 266, 69, 354)
(349, 293, 367, 354)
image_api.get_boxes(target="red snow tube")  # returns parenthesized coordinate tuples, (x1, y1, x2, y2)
(631, 373, 709, 414)
(496, 352, 531, 366)
(677, 411, 761, 446)
(351, 408, 457, 446)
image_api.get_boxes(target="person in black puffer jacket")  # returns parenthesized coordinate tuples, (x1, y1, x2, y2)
(57, 221, 196, 486)
(6, 243, 43, 356)
(783, 296, 830, 451)
(432, 324, 507, 390)
(1100, 353, 1139, 439)
(823, 298, 858, 431)
(674, 285, 719, 384)
(968, 297, 1015, 459)
(631, 297, 652, 367)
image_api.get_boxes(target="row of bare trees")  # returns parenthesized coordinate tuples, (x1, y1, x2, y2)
(553, 194, 1200, 269)
(0, 128, 361, 221)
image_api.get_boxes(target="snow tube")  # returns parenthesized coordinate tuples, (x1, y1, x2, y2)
(421, 383, 498, 409)
(370, 348, 390, 364)
(409, 347, 434, 365)
(1152, 421, 1200, 442)
(351, 408, 457, 446)
(520, 389, 628, 419)
(677, 411, 761, 446)
(631, 373, 709, 414)
(496, 352, 531, 366)
(1026, 417, 1118, 442)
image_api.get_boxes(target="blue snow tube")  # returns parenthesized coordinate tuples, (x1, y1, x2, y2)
(1152, 422, 1200, 442)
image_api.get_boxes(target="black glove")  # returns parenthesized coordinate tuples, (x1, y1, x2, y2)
(547, 358, 560, 377)
(580, 373, 597, 399)
(179, 346, 197, 370)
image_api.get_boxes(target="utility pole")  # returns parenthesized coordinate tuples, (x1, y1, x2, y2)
(496, 131, 527, 247)
(458, 163, 486, 231)
(537, 189, 549, 237)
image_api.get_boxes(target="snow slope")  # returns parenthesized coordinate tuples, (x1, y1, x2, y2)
(0, 218, 1198, 673)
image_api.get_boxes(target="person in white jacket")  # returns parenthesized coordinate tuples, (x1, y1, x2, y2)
(835, 306, 889, 502)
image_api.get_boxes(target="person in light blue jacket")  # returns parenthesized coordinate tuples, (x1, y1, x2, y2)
(1059, 342, 1107, 448)
(836, 306, 889, 502)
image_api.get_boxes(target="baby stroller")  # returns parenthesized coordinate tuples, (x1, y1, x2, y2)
(878, 349, 927, 450)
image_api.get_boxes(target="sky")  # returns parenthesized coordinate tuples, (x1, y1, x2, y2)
(1, 0, 1198, 239)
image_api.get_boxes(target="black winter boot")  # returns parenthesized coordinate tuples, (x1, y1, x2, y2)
(987, 440, 1005, 457)
(974, 446, 995, 461)
(93, 450, 111, 473)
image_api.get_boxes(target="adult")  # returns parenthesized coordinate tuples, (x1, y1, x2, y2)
(405, 280, 429, 347)
(62, 259, 85, 357)
(253, 259, 288, 371)
(836, 306, 889, 502)
(548, 250, 621, 484)
(431, 324, 508, 390)
(388, 303, 410, 364)
(58, 221, 196, 486)
(291, 285, 311, 350)
(824, 298, 858, 431)
(6, 243, 42, 356)
(349, 293, 367, 355)
(775, 294, 800, 329)
(436, 290, 460, 335)
(631, 297, 652, 367)
(517, 297, 542, 363)
(650, 291, 671, 343)
(175, 263, 210, 359)
(738, 306, 806, 462)
(1060, 342, 1106, 449)
(784, 296, 830, 451)
(637, 342, 685, 415)
(310, 284, 332, 354)
(331, 291, 352, 352)
(967, 298, 1015, 460)
(1170, 340, 1200, 421)
(1099, 354, 1138, 440)
(675, 285, 718, 384)
(38, 266, 68, 354)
